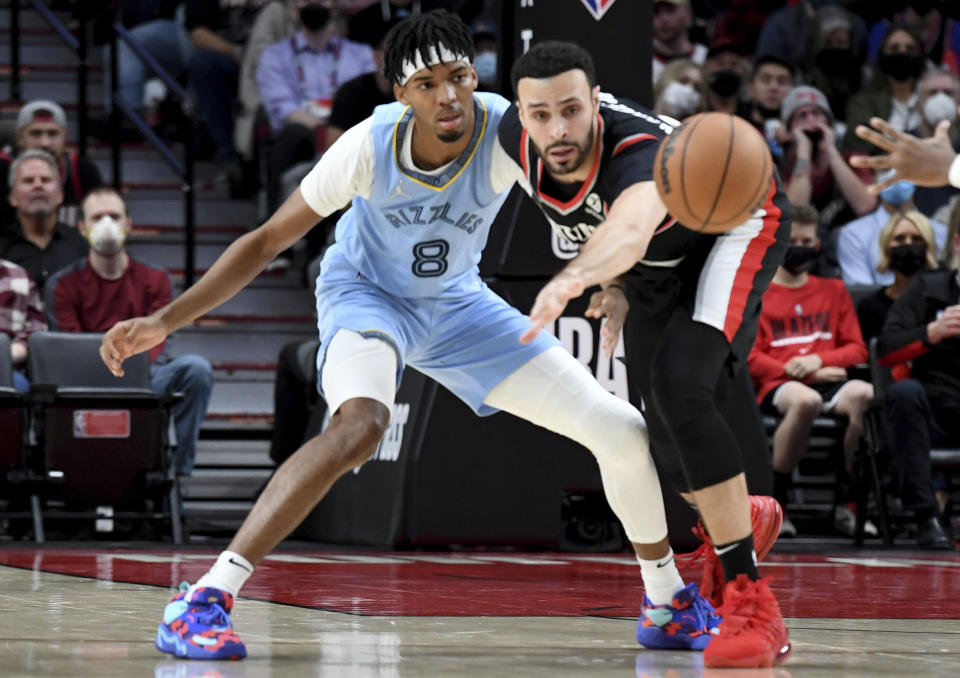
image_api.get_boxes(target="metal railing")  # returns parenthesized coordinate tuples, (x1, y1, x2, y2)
(7, 2, 197, 289)
(9, 0, 90, 156)
(109, 22, 196, 288)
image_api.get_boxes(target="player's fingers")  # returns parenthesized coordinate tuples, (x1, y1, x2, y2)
(866, 117, 908, 143)
(519, 320, 547, 345)
(99, 344, 124, 378)
(584, 291, 604, 318)
(935, 119, 952, 142)
(853, 124, 896, 152)
(869, 174, 900, 195)
(848, 153, 893, 170)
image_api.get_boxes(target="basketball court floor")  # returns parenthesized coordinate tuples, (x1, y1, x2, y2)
(1, 547, 958, 677)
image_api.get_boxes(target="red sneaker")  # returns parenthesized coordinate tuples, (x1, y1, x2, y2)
(680, 495, 783, 608)
(703, 574, 791, 668)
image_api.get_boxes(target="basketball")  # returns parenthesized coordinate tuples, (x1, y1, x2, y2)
(654, 112, 773, 234)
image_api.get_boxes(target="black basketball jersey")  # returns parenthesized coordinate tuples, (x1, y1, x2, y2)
(498, 93, 707, 268)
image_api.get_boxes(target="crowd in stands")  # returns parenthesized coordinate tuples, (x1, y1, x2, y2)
(1, 1, 959, 546)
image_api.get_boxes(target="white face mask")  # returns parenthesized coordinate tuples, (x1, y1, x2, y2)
(923, 91, 959, 127)
(87, 216, 127, 256)
(660, 81, 701, 119)
(474, 51, 497, 84)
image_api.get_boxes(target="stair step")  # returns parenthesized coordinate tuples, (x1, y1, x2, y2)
(0, 78, 104, 103)
(125, 195, 256, 228)
(195, 439, 273, 466)
(181, 468, 272, 500)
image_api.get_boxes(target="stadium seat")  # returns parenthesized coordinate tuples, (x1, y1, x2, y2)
(26, 331, 183, 543)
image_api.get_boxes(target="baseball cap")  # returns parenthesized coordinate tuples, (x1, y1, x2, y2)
(470, 19, 497, 42)
(781, 85, 834, 126)
(16, 100, 67, 131)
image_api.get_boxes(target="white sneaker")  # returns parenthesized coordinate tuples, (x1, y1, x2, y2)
(779, 515, 797, 538)
(834, 504, 878, 537)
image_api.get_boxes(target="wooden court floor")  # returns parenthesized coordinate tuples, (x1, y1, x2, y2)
(1, 547, 959, 677)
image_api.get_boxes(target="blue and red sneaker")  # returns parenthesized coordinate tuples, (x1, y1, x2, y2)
(155, 583, 247, 660)
(636, 581, 721, 650)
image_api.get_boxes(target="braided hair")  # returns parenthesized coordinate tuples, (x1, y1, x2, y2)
(382, 9, 474, 87)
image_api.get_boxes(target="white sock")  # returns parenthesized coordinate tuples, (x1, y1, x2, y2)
(194, 550, 254, 598)
(637, 549, 685, 606)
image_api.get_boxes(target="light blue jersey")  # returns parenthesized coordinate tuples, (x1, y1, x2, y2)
(312, 92, 559, 415)
(332, 91, 510, 298)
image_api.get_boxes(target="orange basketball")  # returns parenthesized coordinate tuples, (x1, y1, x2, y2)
(654, 112, 773, 234)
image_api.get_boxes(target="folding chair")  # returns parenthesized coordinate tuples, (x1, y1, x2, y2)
(27, 331, 182, 543)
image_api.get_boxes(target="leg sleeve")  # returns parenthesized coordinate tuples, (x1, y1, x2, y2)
(484, 346, 668, 544)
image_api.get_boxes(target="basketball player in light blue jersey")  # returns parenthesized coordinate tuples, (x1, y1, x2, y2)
(99, 11, 718, 661)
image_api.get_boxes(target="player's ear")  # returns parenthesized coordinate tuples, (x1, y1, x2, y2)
(393, 82, 409, 106)
(591, 85, 601, 110)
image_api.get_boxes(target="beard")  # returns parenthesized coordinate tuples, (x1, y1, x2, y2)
(533, 121, 595, 176)
(437, 129, 466, 143)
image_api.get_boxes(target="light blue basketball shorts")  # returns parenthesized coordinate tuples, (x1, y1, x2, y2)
(315, 248, 559, 416)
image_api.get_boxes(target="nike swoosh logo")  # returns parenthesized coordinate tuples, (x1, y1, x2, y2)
(713, 543, 741, 556)
(228, 557, 253, 573)
(656, 557, 674, 568)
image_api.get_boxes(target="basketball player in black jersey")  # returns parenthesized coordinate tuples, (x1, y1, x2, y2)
(505, 41, 792, 668)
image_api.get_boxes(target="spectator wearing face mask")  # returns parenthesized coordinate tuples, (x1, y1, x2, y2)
(755, 0, 867, 74)
(748, 204, 874, 539)
(779, 85, 876, 230)
(470, 19, 498, 92)
(910, 69, 960, 216)
(256, 0, 376, 213)
(844, 23, 928, 156)
(653, 58, 705, 122)
(49, 187, 213, 478)
(651, 0, 707, 86)
(806, 5, 863, 123)
(875, 224, 960, 549)
(838, 172, 949, 287)
(857, 210, 940, 344)
(702, 41, 747, 115)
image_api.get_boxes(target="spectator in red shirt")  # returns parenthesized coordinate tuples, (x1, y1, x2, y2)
(0, 258, 46, 392)
(49, 187, 212, 477)
(748, 204, 874, 538)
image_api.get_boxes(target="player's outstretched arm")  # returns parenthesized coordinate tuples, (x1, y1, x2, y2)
(850, 116, 958, 192)
(100, 189, 323, 376)
(521, 182, 664, 344)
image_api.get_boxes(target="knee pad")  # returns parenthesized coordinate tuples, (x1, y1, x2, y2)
(320, 330, 398, 417)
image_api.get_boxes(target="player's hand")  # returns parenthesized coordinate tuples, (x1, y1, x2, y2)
(809, 366, 847, 382)
(585, 285, 629, 358)
(927, 305, 960, 344)
(100, 315, 170, 377)
(850, 116, 957, 192)
(784, 354, 823, 379)
(520, 272, 585, 345)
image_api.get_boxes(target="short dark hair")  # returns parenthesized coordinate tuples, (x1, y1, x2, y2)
(382, 10, 474, 86)
(510, 41, 596, 95)
(751, 54, 795, 81)
(792, 203, 818, 226)
(80, 185, 128, 220)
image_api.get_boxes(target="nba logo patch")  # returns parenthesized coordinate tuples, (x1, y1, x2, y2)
(579, 0, 616, 21)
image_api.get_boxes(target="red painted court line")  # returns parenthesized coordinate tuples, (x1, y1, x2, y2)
(1, 549, 959, 619)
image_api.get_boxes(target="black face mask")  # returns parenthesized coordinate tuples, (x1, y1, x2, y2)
(783, 246, 819, 274)
(803, 128, 824, 145)
(889, 242, 927, 276)
(709, 70, 742, 98)
(878, 51, 925, 82)
(300, 3, 332, 31)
